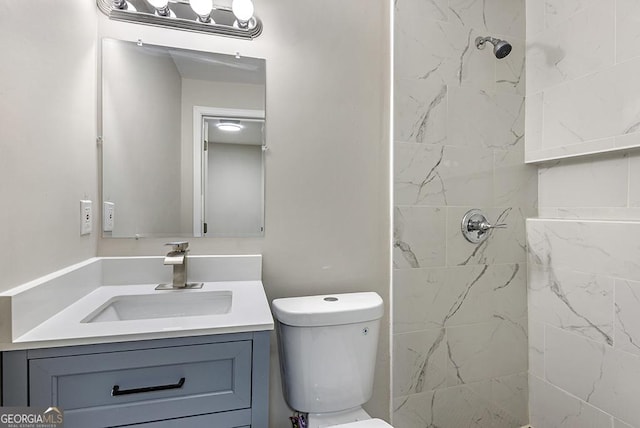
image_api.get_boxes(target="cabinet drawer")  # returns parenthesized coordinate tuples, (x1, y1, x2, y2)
(29, 341, 252, 427)
(122, 408, 251, 427)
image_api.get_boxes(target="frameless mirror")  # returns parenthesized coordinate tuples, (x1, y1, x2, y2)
(100, 38, 266, 238)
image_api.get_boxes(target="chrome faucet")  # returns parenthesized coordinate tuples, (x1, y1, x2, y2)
(156, 242, 203, 290)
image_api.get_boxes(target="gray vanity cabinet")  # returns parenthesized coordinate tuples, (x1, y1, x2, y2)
(1, 332, 269, 428)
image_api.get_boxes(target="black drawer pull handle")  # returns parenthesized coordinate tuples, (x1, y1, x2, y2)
(111, 377, 186, 396)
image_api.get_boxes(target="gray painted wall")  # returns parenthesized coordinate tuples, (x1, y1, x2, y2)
(0, 0, 98, 291)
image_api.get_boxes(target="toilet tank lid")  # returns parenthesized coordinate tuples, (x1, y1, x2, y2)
(272, 292, 384, 327)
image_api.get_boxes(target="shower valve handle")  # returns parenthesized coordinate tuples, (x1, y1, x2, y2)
(469, 220, 507, 233)
(461, 209, 507, 244)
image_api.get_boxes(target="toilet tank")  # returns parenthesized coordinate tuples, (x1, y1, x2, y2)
(272, 292, 384, 413)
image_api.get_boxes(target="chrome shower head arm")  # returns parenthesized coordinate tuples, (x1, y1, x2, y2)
(475, 36, 499, 50)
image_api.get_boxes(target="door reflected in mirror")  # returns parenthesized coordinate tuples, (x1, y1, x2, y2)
(101, 38, 266, 238)
(194, 113, 265, 237)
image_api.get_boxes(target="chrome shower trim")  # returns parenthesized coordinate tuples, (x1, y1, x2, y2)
(475, 35, 512, 59)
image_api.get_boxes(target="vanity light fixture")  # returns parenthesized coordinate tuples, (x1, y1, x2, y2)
(147, 0, 171, 16)
(190, 0, 213, 23)
(232, 0, 256, 29)
(113, 0, 136, 11)
(216, 120, 244, 132)
(100, 0, 262, 39)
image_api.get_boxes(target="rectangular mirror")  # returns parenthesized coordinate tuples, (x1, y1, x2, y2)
(101, 38, 266, 238)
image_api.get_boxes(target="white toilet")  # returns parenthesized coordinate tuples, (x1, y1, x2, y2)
(272, 292, 393, 428)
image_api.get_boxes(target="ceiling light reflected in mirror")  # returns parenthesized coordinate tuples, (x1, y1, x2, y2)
(216, 120, 244, 132)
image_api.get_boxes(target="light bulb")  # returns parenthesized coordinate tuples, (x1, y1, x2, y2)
(148, 0, 168, 8)
(232, 0, 254, 22)
(190, 0, 212, 17)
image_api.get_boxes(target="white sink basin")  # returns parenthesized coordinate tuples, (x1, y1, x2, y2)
(82, 291, 232, 323)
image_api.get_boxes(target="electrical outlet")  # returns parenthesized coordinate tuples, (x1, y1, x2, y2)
(80, 200, 92, 235)
(103, 201, 115, 232)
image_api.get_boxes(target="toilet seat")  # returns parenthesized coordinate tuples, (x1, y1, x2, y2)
(330, 419, 393, 428)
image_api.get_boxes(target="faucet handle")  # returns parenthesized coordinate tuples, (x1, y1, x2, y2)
(165, 241, 189, 252)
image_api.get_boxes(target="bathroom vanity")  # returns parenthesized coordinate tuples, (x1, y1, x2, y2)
(2, 332, 268, 427)
(0, 255, 272, 428)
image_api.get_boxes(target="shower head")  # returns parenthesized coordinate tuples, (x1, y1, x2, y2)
(475, 36, 512, 59)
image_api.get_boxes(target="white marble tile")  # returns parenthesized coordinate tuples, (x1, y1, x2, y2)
(529, 374, 614, 428)
(447, 206, 527, 266)
(393, 206, 447, 269)
(526, 0, 545, 38)
(394, 16, 455, 82)
(537, 207, 559, 218)
(394, 264, 526, 333)
(394, 143, 494, 207)
(544, 0, 603, 29)
(447, 318, 527, 386)
(447, 86, 524, 149)
(537, 153, 629, 208)
(614, 418, 634, 428)
(542, 58, 640, 148)
(532, 219, 640, 281)
(447, 322, 496, 385)
(526, 137, 617, 163)
(616, 0, 640, 64)
(393, 329, 448, 396)
(526, 2, 615, 95)
(448, 0, 525, 39)
(615, 279, 640, 357)
(545, 325, 640, 426)
(393, 385, 493, 428)
(524, 92, 543, 156)
(589, 344, 640, 427)
(528, 320, 545, 377)
(616, 132, 640, 150)
(393, 268, 458, 333)
(494, 146, 538, 212)
(496, 37, 525, 96)
(627, 151, 640, 208)
(553, 207, 640, 221)
(395, 0, 448, 25)
(545, 326, 608, 403)
(491, 372, 529, 426)
(489, 264, 528, 326)
(526, 219, 549, 263)
(489, 316, 528, 378)
(528, 263, 614, 345)
(393, 377, 527, 428)
(394, 79, 447, 144)
(394, 8, 493, 87)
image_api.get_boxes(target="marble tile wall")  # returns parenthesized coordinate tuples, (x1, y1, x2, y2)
(526, 3, 640, 424)
(525, 0, 640, 162)
(527, 4, 640, 423)
(527, 219, 640, 428)
(393, 0, 535, 426)
(537, 149, 640, 221)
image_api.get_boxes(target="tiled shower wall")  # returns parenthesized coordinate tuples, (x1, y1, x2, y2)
(526, 1, 640, 427)
(527, 220, 640, 428)
(392, 0, 535, 426)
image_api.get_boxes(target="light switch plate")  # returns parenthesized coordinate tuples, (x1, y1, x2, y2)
(103, 201, 115, 232)
(80, 200, 92, 235)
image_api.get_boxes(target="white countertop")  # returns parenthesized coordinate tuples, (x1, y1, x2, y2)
(14, 280, 274, 349)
